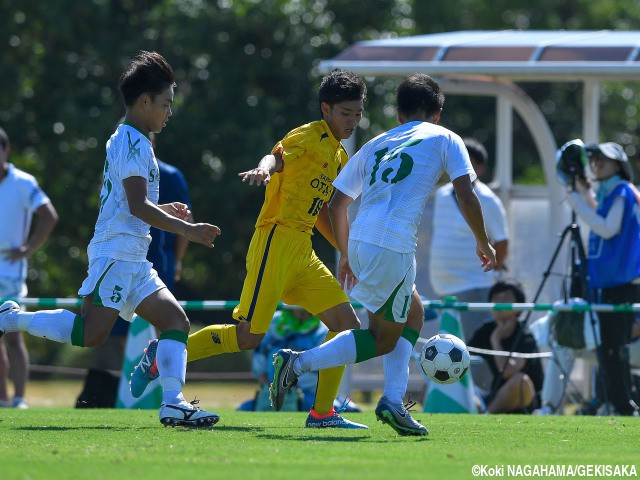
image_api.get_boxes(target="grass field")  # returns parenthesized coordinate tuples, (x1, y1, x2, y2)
(1, 403, 639, 480)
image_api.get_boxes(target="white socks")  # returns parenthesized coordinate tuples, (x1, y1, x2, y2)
(295, 330, 357, 375)
(157, 338, 187, 404)
(12, 309, 76, 343)
(382, 336, 413, 405)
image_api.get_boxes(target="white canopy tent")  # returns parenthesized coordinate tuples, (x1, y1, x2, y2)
(319, 30, 640, 302)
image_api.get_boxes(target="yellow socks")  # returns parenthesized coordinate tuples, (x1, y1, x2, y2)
(187, 324, 240, 362)
(312, 330, 346, 415)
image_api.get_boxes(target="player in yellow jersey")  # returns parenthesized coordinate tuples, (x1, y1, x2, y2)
(132, 69, 374, 427)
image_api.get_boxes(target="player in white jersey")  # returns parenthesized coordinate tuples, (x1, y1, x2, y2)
(0, 51, 221, 427)
(87, 123, 161, 262)
(271, 74, 496, 435)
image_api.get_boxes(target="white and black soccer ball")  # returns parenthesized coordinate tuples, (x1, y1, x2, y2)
(419, 333, 470, 385)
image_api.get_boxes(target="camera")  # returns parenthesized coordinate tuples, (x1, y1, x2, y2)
(556, 139, 588, 186)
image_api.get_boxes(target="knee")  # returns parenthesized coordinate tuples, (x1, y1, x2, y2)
(80, 315, 116, 348)
(375, 335, 398, 356)
(335, 315, 360, 331)
(174, 314, 190, 334)
(335, 305, 361, 331)
(237, 330, 263, 351)
(508, 372, 535, 406)
(83, 331, 110, 348)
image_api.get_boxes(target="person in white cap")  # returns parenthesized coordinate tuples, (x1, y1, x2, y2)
(567, 141, 640, 416)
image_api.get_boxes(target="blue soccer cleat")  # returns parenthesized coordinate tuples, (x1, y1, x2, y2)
(305, 405, 369, 429)
(130, 339, 159, 398)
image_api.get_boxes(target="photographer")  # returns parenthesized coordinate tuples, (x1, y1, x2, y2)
(566, 141, 639, 416)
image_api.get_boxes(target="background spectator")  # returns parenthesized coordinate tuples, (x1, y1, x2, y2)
(468, 279, 544, 413)
(0, 126, 58, 409)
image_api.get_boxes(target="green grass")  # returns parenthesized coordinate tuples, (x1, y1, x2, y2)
(1, 409, 639, 480)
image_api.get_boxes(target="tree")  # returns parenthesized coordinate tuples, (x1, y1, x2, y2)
(0, 0, 408, 305)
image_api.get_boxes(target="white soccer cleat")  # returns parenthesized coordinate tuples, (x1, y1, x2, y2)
(0, 300, 20, 337)
(159, 400, 220, 427)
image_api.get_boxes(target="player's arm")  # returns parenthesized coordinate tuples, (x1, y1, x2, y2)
(173, 212, 193, 282)
(238, 148, 284, 186)
(328, 189, 355, 288)
(3, 202, 59, 261)
(315, 203, 338, 250)
(451, 174, 497, 272)
(123, 176, 220, 248)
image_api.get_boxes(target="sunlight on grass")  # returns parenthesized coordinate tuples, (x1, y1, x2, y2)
(1, 409, 638, 480)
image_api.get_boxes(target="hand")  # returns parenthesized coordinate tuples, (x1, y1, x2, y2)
(573, 176, 592, 196)
(2, 246, 30, 262)
(337, 255, 358, 292)
(160, 202, 192, 220)
(476, 242, 497, 272)
(238, 167, 272, 186)
(184, 223, 221, 248)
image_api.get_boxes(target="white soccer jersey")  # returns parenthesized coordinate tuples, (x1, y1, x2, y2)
(333, 120, 474, 254)
(87, 123, 159, 262)
(0, 164, 51, 281)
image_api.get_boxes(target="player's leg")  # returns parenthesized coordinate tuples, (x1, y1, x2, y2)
(305, 303, 366, 428)
(272, 243, 412, 399)
(187, 226, 289, 361)
(4, 332, 29, 408)
(0, 258, 151, 348)
(376, 289, 428, 436)
(381, 289, 423, 406)
(186, 316, 266, 361)
(0, 296, 117, 347)
(311, 303, 358, 416)
(135, 285, 218, 427)
(280, 250, 363, 426)
(131, 226, 289, 404)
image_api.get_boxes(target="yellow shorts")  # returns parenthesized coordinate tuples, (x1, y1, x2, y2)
(233, 224, 349, 335)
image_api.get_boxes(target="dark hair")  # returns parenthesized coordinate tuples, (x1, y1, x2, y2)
(0, 127, 8, 150)
(396, 73, 444, 118)
(318, 69, 366, 111)
(119, 51, 176, 107)
(463, 137, 488, 165)
(488, 278, 526, 304)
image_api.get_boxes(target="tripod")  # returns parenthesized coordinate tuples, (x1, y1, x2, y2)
(489, 210, 608, 411)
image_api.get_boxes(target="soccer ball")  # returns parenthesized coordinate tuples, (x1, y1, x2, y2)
(419, 333, 470, 384)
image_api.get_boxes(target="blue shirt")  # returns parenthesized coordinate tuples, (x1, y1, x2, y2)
(147, 160, 191, 290)
(588, 182, 640, 288)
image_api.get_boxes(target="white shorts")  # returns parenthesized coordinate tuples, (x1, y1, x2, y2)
(78, 257, 166, 321)
(348, 240, 416, 323)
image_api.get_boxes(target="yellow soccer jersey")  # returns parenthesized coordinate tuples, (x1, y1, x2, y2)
(255, 119, 348, 235)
